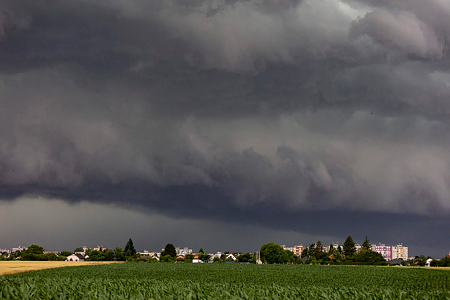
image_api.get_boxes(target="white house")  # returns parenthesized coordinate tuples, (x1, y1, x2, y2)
(225, 254, 237, 261)
(209, 252, 223, 261)
(66, 253, 85, 262)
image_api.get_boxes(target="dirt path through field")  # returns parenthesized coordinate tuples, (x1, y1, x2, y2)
(0, 261, 121, 275)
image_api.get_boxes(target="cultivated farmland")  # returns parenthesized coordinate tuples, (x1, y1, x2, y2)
(0, 261, 120, 276)
(1, 263, 449, 299)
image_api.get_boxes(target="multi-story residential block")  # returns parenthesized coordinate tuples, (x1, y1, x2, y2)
(292, 245, 304, 256)
(0, 248, 10, 254)
(10, 246, 27, 253)
(281, 245, 293, 252)
(355, 244, 362, 253)
(93, 246, 107, 251)
(175, 247, 192, 256)
(371, 244, 391, 260)
(391, 244, 408, 260)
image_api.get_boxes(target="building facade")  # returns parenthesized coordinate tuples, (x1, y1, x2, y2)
(371, 244, 392, 260)
(292, 245, 304, 257)
(175, 247, 192, 256)
(391, 244, 408, 260)
(281, 245, 293, 252)
(66, 253, 85, 262)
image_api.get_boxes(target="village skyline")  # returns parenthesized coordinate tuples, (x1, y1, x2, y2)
(0, 238, 439, 260)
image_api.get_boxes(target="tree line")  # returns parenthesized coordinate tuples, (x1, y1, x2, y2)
(0, 239, 255, 263)
(0, 238, 140, 262)
(4, 236, 450, 266)
(260, 236, 386, 265)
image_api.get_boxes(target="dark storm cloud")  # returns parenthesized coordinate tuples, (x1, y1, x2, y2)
(1, 0, 450, 253)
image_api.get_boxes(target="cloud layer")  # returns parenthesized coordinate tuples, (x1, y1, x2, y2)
(1, 0, 450, 253)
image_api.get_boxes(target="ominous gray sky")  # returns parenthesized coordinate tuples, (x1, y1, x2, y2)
(0, 0, 449, 257)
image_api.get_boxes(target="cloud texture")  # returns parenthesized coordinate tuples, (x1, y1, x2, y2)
(0, 0, 450, 254)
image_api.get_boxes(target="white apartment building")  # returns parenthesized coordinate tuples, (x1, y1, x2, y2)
(10, 246, 27, 253)
(391, 244, 408, 260)
(281, 245, 293, 252)
(175, 247, 192, 256)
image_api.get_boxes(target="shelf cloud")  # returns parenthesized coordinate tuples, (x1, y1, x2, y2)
(0, 0, 449, 255)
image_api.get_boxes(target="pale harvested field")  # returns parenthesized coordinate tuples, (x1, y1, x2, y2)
(0, 261, 121, 275)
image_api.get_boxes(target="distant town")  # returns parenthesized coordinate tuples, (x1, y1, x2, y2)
(1, 237, 450, 267)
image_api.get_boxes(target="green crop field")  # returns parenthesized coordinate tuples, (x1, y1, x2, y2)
(1, 263, 449, 299)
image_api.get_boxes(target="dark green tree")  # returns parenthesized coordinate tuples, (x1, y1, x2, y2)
(74, 247, 84, 252)
(197, 248, 210, 262)
(88, 250, 108, 261)
(308, 244, 316, 258)
(60, 251, 72, 256)
(21, 245, 45, 261)
(26, 245, 44, 255)
(237, 253, 254, 263)
(328, 244, 334, 253)
(284, 250, 297, 263)
(260, 243, 288, 264)
(415, 255, 427, 266)
(343, 236, 356, 257)
(184, 253, 194, 263)
(328, 245, 342, 261)
(301, 248, 309, 258)
(354, 249, 386, 265)
(314, 241, 324, 259)
(160, 254, 175, 263)
(111, 247, 125, 261)
(104, 249, 113, 261)
(437, 255, 450, 267)
(43, 253, 58, 261)
(124, 238, 136, 257)
(161, 243, 176, 257)
(362, 236, 371, 251)
(198, 252, 211, 262)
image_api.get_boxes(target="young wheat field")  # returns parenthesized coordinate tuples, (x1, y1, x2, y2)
(1, 263, 449, 299)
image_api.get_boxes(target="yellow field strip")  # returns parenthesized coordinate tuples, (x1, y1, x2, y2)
(0, 261, 122, 275)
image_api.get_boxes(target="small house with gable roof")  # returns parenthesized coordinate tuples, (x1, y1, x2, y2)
(66, 253, 85, 262)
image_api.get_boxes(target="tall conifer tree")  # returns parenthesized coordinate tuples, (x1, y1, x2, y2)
(343, 236, 356, 257)
(124, 238, 136, 257)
